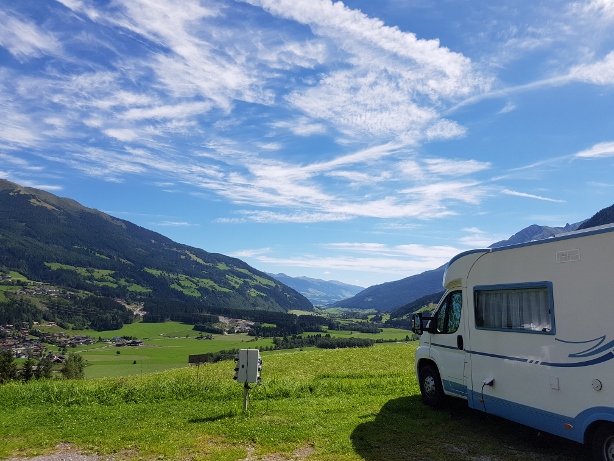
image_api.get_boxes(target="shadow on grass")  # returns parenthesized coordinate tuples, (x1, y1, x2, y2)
(350, 395, 586, 461)
(188, 411, 237, 423)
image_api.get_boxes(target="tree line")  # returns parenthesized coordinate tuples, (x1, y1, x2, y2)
(272, 334, 375, 350)
(0, 296, 136, 331)
(0, 350, 85, 384)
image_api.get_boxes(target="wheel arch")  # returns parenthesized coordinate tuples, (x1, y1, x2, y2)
(585, 419, 614, 445)
(417, 357, 439, 375)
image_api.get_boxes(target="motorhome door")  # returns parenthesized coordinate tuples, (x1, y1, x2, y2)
(429, 290, 467, 397)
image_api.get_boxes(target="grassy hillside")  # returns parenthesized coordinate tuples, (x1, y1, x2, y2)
(0, 179, 312, 316)
(0, 344, 584, 461)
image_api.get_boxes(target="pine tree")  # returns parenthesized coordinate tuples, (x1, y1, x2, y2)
(22, 354, 34, 382)
(60, 352, 85, 379)
(34, 355, 53, 380)
(0, 349, 18, 384)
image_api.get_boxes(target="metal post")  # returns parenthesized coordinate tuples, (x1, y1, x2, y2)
(243, 383, 250, 411)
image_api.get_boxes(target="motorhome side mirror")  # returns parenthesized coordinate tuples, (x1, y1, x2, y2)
(412, 313, 423, 335)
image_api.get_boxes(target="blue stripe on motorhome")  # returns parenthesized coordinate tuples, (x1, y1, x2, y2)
(469, 392, 614, 443)
(468, 350, 528, 363)
(467, 350, 614, 367)
(468, 390, 580, 441)
(430, 343, 459, 350)
(541, 351, 614, 367)
(442, 379, 467, 397)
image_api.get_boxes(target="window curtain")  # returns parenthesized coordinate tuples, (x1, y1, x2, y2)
(476, 288, 550, 331)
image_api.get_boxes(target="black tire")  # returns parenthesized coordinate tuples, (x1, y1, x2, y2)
(418, 364, 445, 407)
(591, 422, 614, 461)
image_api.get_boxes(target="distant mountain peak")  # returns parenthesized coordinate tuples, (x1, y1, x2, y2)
(332, 217, 596, 312)
(489, 222, 584, 248)
(267, 273, 364, 306)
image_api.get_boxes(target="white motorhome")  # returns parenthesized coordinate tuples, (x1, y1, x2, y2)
(412, 224, 614, 461)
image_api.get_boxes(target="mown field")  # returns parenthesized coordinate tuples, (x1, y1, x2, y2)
(0, 343, 586, 461)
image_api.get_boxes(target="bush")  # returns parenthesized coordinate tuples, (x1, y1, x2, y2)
(60, 353, 85, 380)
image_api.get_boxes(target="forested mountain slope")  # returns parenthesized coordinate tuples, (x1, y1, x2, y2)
(578, 204, 614, 229)
(331, 266, 445, 312)
(0, 180, 311, 313)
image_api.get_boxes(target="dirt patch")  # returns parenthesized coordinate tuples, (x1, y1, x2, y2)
(5, 444, 112, 461)
(242, 443, 315, 461)
(6, 443, 316, 461)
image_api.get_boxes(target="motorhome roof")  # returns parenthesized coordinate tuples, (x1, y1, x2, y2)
(490, 222, 614, 254)
(442, 223, 614, 289)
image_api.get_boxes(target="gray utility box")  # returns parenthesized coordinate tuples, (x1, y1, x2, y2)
(233, 349, 261, 383)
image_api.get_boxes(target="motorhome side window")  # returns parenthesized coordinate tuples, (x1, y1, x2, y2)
(474, 283, 553, 333)
(435, 291, 462, 334)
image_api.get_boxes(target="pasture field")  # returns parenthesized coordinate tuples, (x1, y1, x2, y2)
(79, 335, 275, 379)
(0, 343, 585, 461)
(0, 271, 31, 301)
(38, 321, 412, 379)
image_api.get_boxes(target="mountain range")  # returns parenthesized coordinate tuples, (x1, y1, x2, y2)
(0, 179, 311, 313)
(332, 219, 592, 312)
(2, 178, 612, 318)
(267, 273, 364, 306)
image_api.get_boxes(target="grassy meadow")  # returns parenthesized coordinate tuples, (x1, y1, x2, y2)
(37, 321, 412, 379)
(0, 343, 586, 461)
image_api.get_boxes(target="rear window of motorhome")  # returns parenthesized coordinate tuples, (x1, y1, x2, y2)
(474, 283, 554, 334)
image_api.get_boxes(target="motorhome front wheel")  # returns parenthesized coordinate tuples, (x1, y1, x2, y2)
(419, 364, 445, 407)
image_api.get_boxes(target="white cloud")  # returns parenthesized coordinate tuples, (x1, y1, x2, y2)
(502, 189, 565, 203)
(0, 0, 497, 228)
(122, 102, 212, 121)
(244, 0, 477, 80)
(325, 170, 391, 186)
(232, 248, 272, 258)
(243, 0, 488, 140)
(499, 102, 516, 114)
(424, 119, 467, 141)
(245, 241, 461, 276)
(154, 221, 199, 227)
(257, 37, 328, 70)
(0, 153, 43, 171)
(575, 141, 614, 158)
(255, 142, 283, 151)
(458, 228, 505, 248)
(570, 0, 614, 22)
(568, 51, 614, 84)
(323, 242, 459, 259)
(103, 128, 140, 142)
(225, 210, 352, 224)
(423, 158, 491, 176)
(272, 118, 327, 136)
(0, 11, 62, 61)
(14, 180, 63, 191)
(400, 181, 490, 206)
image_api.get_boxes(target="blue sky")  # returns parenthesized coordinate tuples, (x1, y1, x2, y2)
(1, 0, 614, 288)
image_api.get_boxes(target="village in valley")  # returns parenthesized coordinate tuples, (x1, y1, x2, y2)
(0, 321, 145, 364)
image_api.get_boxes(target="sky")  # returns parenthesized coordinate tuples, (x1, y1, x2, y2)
(1, 0, 614, 288)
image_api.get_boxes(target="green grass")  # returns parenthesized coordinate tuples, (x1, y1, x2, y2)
(124, 282, 150, 293)
(8, 271, 28, 281)
(48, 322, 270, 378)
(0, 286, 16, 302)
(80, 334, 275, 379)
(0, 343, 585, 461)
(36, 321, 414, 379)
